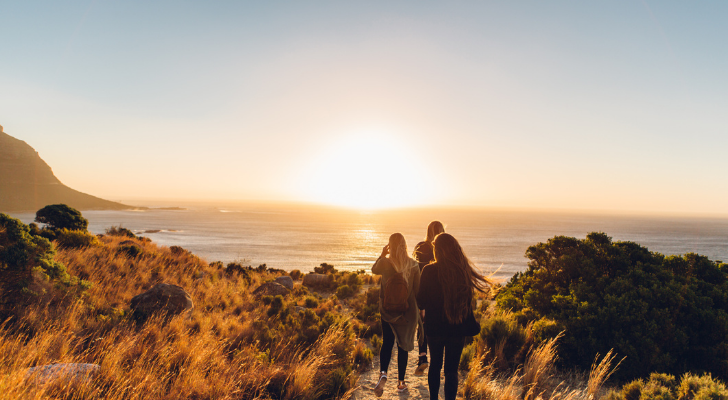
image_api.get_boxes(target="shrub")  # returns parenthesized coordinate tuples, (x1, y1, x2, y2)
(169, 245, 189, 255)
(460, 342, 476, 371)
(677, 373, 728, 400)
(105, 225, 136, 238)
(353, 341, 373, 371)
(118, 243, 142, 258)
(496, 232, 728, 380)
(267, 295, 285, 317)
(304, 296, 320, 308)
(622, 380, 645, 400)
(478, 310, 529, 370)
(370, 334, 383, 356)
(290, 269, 303, 280)
(531, 318, 562, 344)
(0, 214, 87, 319)
(314, 263, 337, 274)
(35, 204, 88, 231)
(54, 229, 100, 248)
(335, 284, 353, 299)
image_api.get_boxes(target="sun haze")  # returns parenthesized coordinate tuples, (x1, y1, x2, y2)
(1, 2, 728, 215)
(298, 128, 434, 210)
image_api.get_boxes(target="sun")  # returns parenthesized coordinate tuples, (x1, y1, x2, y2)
(300, 130, 432, 210)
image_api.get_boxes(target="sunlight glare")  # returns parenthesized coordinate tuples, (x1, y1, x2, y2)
(301, 130, 432, 210)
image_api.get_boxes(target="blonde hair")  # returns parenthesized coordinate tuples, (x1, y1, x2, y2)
(389, 233, 417, 283)
(425, 221, 445, 243)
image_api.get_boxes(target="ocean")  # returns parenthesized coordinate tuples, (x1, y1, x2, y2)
(8, 204, 728, 281)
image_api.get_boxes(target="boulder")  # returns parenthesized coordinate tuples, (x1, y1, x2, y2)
(130, 283, 193, 320)
(274, 276, 294, 290)
(252, 282, 290, 297)
(26, 363, 100, 385)
(303, 273, 333, 288)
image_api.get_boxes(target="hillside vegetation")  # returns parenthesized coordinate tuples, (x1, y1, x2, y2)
(2, 209, 728, 400)
(0, 212, 368, 400)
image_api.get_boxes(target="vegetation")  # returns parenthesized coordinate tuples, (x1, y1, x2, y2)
(496, 232, 728, 380)
(6, 210, 728, 399)
(34, 204, 89, 231)
(0, 212, 363, 400)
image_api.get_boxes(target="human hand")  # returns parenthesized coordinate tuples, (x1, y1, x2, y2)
(381, 244, 390, 258)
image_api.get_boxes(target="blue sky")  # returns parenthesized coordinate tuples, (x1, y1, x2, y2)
(1, 1, 727, 214)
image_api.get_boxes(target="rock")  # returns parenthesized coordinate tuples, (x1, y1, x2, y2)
(26, 363, 100, 385)
(303, 273, 333, 288)
(294, 306, 306, 313)
(274, 276, 294, 290)
(130, 283, 193, 320)
(252, 282, 290, 297)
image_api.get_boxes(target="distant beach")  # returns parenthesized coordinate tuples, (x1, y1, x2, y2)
(9, 205, 728, 280)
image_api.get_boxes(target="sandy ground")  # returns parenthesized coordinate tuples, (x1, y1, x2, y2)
(351, 347, 454, 400)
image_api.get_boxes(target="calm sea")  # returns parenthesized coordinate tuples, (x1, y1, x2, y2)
(9, 204, 728, 281)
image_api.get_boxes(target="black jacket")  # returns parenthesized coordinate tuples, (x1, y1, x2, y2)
(416, 262, 480, 337)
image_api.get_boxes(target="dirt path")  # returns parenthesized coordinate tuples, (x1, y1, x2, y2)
(351, 347, 448, 400)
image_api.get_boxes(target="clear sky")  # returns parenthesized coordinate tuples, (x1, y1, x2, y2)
(1, 1, 727, 214)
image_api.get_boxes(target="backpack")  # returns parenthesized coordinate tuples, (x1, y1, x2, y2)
(383, 272, 410, 313)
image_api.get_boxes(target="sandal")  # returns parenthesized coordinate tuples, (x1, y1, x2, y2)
(397, 380, 408, 392)
(374, 372, 387, 397)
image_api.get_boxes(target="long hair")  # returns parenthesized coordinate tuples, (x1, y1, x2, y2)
(425, 221, 445, 243)
(389, 233, 416, 282)
(433, 233, 492, 324)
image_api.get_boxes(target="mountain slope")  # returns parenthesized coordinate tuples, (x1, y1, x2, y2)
(0, 125, 132, 212)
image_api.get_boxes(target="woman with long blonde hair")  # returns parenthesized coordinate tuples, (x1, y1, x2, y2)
(416, 233, 492, 400)
(371, 233, 421, 396)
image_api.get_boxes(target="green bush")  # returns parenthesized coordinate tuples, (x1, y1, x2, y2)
(459, 342, 476, 371)
(304, 296, 320, 308)
(478, 310, 529, 369)
(622, 380, 645, 400)
(54, 229, 100, 248)
(118, 243, 142, 258)
(496, 232, 728, 380)
(335, 284, 354, 299)
(531, 318, 562, 344)
(105, 226, 137, 238)
(35, 204, 88, 231)
(641, 382, 674, 400)
(353, 341, 373, 371)
(0, 214, 88, 318)
(677, 373, 728, 400)
(370, 334, 383, 356)
(314, 263, 337, 274)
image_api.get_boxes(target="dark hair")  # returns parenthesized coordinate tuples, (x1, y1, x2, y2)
(426, 221, 445, 243)
(433, 233, 492, 324)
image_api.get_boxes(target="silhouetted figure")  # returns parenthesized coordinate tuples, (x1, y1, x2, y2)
(372, 233, 421, 396)
(412, 220, 445, 375)
(417, 233, 492, 400)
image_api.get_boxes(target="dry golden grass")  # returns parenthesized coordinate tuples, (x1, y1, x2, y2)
(463, 332, 619, 400)
(0, 233, 357, 400)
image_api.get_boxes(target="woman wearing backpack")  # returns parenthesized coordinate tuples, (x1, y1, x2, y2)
(371, 232, 421, 397)
(412, 220, 445, 375)
(417, 233, 492, 400)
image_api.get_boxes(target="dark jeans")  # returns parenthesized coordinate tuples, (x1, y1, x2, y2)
(428, 335, 465, 400)
(418, 325, 428, 357)
(381, 320, 408, 381)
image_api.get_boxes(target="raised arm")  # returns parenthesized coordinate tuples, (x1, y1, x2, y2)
(372, 244, 390, 275)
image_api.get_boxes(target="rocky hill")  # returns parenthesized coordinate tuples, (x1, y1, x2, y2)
(0, 124, 132, 212)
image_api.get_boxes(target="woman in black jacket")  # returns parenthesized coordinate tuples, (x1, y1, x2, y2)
(416, 233, 492, 400)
